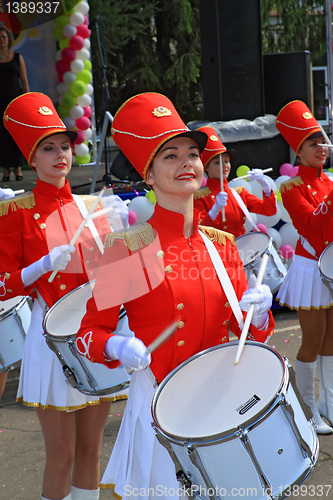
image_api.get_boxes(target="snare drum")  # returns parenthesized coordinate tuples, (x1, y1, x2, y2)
(0, 296, 32, 373)
(236, 232, 287, 293)
(318, 242, 333, 298)
(152, 342, 318, 500)
(43, 282, 133, 396)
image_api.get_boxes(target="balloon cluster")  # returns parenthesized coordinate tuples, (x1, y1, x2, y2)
(53, 0, 93, 165)
(230, 163, 303, 264)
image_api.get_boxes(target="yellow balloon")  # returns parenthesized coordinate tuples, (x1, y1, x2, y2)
(145, 190, 156, 203)
(276, 188, 282, 201)
(236, 165, 250, 178)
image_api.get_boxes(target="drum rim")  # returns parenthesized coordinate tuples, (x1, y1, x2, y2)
(151, 341, 287, 444)
(0, 295, 32, 320)
(235, 232, 270, 266)
(318, 242, 333, 281)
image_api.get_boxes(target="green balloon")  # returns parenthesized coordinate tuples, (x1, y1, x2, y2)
(76, 70, 92, 84)
(62, 93, 77, 108)
(236, 165, 250, 178)
(75, 153, 91, 165)
(53, 26, 65, 41)
(71, 80, 87, 97)
(84, 60, 92, 71)
(57, 104, 71, 119)
(54, 15, 70, 30)
(59, 39, 70, 50)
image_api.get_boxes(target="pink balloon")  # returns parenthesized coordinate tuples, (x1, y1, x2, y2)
(83, 106, 92, 118)
(83, 15, 88, 25)
(74, 130, 86, 144)
(69, 35, 85, 51)
(289, 166, 299, 177)
(61, 47, 76, 62)
(279, 244, 294, 259)
(75, 116, 91, 130)
(55, 59, 71, 74)
(128, 210, 137, 226)
(257, 223, 267, 234)
(76, 25, 91, 39)
(279, 163, 293, 176)
(201, 176, 207, 187)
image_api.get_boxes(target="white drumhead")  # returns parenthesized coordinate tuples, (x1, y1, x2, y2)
(153, 343, 284, 439)
(319, 242, 333, 280)
(0, 296, 26, 315)
(236, 232, 269, 265)
(44, 282, 94, 337)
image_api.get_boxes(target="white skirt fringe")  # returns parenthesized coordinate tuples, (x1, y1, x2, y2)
(17, 298, 114, 410)
(101, 369, 184, 499)
(277, 255, 333, 310)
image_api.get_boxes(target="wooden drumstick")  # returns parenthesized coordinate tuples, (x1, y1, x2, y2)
(14, 189, 25, 195)
(230, 167, 273, 182)
(48, 187, 106, 283)
(234, 240, 271, 365)
(219, 154, 226, 222)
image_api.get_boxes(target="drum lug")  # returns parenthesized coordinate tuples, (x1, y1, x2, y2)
(62, 365, 79, 389)
(238, 429, 273, 497)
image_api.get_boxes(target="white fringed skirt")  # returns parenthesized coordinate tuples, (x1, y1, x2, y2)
(101, 369, 184, 499)
(17, 297, 114, 410)
(277, 255, 333, 310)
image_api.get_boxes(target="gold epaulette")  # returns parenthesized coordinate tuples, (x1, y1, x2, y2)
(233, 185, 245, 194)
(79, 194, 103, 211)
(193, 186, 212, 199)
(199, 225, 236, 246)
(0, 192, 35, 217)
(279, 176, 304, 194)
(104, 222, 155, 252)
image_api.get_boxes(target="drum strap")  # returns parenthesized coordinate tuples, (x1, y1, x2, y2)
(73, 195, 104, 254)
(199, 231, 244, 329)
(230, 188, 259, 231)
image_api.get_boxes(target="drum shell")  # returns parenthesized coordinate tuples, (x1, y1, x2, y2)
(43, 282, 132, 396)
(318, 242, 333, 299)
(152, 342, 318, 499)
(0, 296, 32, 372)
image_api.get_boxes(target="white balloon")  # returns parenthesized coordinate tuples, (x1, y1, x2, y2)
(266, 227, 282, 249)
(85, 83, 94, 96)
(84, 39, 91, 50)
(77, 94, 92, 107)
(63, 71, 77, 85)
(63, 116, 76, 130)
(76, 48, 90, 61)
(76, 1, 90, 14)
(56, 82, 69, 96)
(274, 175, 291, 191)
(128, 196, 155, 224)
(83, 128, 92, 139)
(278, 199, 292, 224)
(70, 12, 85, 26)
(63, 24, 77, 38)
(279, 222, 299, 249)
(228, 178, 252, 194)
(70, 105, 84, 120)
(244, 212, 258, 233)
(70, 59, 85, 73)
(75, 142, 89, 156)
(256, 203, 281, 228)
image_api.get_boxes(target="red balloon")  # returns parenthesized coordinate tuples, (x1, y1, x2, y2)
(83, 106, 92, 118)
(61, 47, 76, 62)
(55, 59, 71, 74)
(74, 130, 86, 144)
(76, 25, 91, 39)
(75, 116, 91, 130)
(69, 35, 85, 51)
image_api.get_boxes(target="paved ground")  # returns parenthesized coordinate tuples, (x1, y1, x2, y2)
(0, 166, 333, 499)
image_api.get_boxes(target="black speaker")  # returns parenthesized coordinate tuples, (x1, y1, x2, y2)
(199, 0, 264, 122)
(263, 51, 312, 115)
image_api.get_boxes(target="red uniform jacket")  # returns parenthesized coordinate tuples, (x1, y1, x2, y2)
(194, 177, 277, 237)
(280, 164, 333, 261)
(0, 179, 110, 307)
(76, 204, 275, 383)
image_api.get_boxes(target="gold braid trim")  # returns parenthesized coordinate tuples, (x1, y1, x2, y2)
(80, 194, 103, 211)
(193, 186, 211, 199)
(279, 176, 304, 193)
(234, 185, 245, 194)
(0, 192, 35, 216)
(199, 225, 235, 246)
(104, 222, 155, 252)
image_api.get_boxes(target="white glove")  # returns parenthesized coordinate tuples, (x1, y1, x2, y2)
(105, 335, 151, 371)
(239, 273, 272, 329)
(209, 191, 228, 220)
(21, 244, 75, 287)
(249, 169, 271, 196)
(0, 187, 15, 200)
(102, 194, 129, 230)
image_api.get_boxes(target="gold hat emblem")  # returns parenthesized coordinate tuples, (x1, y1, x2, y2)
(303, 111, 313, 120)
(209, 134, 218, 141)
(39, 106, 53, 116)
(153, 106, 172, 117)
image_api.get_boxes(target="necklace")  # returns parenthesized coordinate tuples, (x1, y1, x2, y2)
(0, 52, 8, 62)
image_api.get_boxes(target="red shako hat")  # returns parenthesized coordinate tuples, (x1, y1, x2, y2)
(196, 126, 227, 169)
(3, 92, 77, 166)
(276, 100, 322, 154)
(111, 92, 208, 181)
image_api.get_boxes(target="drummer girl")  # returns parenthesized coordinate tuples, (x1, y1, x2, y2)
(276, 100, 333, 435)
(0, 92, 125, 500)
(75, 92, 275, 499)
(193, 126, 277, 237)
